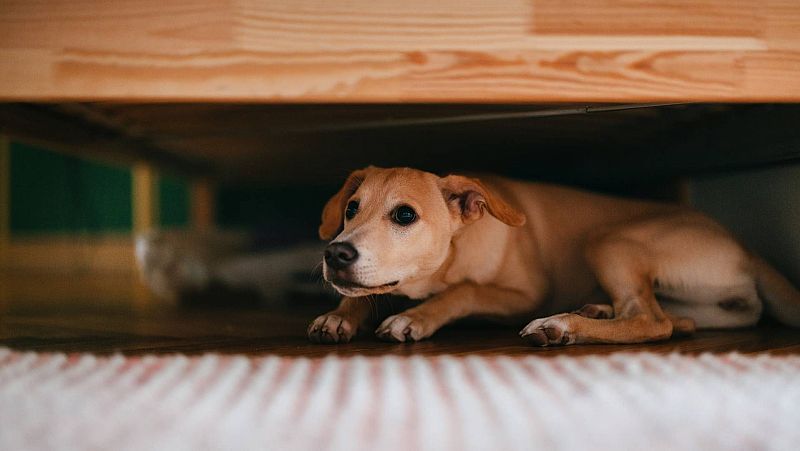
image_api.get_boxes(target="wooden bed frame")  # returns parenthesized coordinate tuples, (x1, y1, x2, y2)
(1, 0, 799, 103)
(2, 1, 800, 175)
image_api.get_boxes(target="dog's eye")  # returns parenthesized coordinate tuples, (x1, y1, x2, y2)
(345, 200, 359, 220)
(392, 205, 417, 226)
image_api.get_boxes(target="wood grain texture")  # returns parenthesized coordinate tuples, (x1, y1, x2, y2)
(533, 0, 759, 36)
(1, 1, 799, 102)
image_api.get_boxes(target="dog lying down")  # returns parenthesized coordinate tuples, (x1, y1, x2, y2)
(309, 166, 800, 346)
(135, 167, 800, 346)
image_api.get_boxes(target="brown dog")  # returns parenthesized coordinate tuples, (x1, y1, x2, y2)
(308, 167, 800, 345)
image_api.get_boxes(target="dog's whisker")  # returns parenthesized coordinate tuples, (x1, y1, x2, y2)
(309, 261, 324, 277)
(369, 294, 379, 323)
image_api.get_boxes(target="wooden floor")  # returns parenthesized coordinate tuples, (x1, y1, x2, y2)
(3, 273, 800, 357)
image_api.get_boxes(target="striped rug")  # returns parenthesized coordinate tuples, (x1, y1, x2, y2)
(1, 348, 799, 451)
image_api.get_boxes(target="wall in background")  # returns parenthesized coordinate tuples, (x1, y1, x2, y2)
(215, 184, 330, 247)
(213, 166, 800, 260)
(690, 163, 800, 285)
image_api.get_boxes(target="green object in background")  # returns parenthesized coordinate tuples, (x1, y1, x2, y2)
(159, 174, 190, 228)
(10, 141, 133, 234)
(9, 141, 191, 235)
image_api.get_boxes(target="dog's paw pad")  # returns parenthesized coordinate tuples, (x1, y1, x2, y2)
(521, 328, 549, 346)
(375, 314, 429, 342)
(519, 314, 575, 347)
(307, 313, 355, 344)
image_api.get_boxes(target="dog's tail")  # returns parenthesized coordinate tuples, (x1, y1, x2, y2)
(753, 256, 800, 327)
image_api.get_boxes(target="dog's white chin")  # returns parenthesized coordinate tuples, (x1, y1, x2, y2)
(326, 278, 401, 297)
(323, 263, 402, 297)
(332, 284, 397, 297)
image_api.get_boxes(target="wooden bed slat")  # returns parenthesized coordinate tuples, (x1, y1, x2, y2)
(0, 0, 799, 102)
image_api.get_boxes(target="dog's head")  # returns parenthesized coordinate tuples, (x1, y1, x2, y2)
(319, 167, 526, 297)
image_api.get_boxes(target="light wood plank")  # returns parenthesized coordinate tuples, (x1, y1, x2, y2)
(132, 163, 159, 234)
(0, 0, 799, 102)
(533, 0, 760, 36)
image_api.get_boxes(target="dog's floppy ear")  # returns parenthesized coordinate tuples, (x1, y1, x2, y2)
(319, 168, 370, 240)
(439, 175, 526, 227)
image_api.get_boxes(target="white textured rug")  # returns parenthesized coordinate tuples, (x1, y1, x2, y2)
(1, 348, 799, 451)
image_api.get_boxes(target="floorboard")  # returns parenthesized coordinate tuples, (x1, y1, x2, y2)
(2, 273, 800, 357)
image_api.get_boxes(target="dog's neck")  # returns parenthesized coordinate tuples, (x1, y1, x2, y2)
(392, 242, 456, 299)
(392, 215, 513, 299)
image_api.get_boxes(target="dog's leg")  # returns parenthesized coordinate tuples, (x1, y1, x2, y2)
(308, 297, 376, 344)
(665, 312, 696, 336)
(572, 303, 695, 335)
(572, 304, 614, 319)
(376, 283, 534, 342)
(521, 237, 682, 346)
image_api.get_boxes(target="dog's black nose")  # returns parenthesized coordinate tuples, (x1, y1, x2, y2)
(324, 242, 359, 270)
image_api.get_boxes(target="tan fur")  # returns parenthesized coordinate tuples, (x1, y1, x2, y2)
(308, 167, 800, 346)
(319, 168, 371, 241)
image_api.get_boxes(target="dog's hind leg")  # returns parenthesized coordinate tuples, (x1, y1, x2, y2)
(752, 255, 800, 327)
(572, 304, 696, 335)
(521, 235, 677, 345)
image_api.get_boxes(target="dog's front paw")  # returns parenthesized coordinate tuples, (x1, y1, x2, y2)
(375, 313, 432, 342)
(307, 313, 357, 344)
(519, 313, 578, 346)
